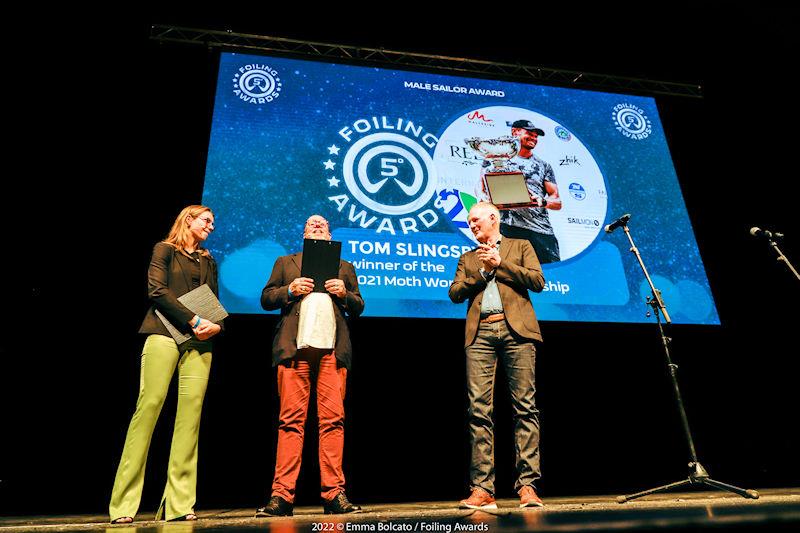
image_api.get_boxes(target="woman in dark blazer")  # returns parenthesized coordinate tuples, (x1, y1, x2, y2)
(109, 205, 222, 523)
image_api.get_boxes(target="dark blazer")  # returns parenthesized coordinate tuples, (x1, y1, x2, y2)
(449, 237, 545, 347)
(261, 252, 364, 370)
(139, 242, 221, 337)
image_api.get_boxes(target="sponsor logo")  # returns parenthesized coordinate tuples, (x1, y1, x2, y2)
(568, 182, 587, 201)
(445, 143, 483, 166)
(612, 103, 652, 140)
(559, 155, 581, 166)
(466, 110, 496, 129)
(567, 217, 600, 226)
(555, 125, 572, 141)
(233, 64, 282, 104)
(326, 116, 441, 235)
(467, 111, 493, 123)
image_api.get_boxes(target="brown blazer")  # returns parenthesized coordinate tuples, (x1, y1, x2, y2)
(261, 252, 364, 370)
(138, 242, 221, 337)
(449, 237, 545, 347)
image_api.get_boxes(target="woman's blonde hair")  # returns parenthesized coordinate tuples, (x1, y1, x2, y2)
(163, 205, 214, 257)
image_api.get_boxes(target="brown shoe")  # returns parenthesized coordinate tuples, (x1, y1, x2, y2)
(518, 486, 543, 508)
(459, 487, 497, 509)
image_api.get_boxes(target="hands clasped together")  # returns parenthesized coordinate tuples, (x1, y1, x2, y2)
(289, 277, 347, 299)
(477, 243, 501, 272)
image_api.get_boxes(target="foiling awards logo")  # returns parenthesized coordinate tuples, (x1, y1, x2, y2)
(324, 116, 441, 235)
(612, 103, 652, 140)
(233, 63, 282, 104)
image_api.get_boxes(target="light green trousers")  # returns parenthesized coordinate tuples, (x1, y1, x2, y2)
(109, 334, 212, 521)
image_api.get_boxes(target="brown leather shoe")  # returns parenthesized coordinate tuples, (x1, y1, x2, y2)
(518, 485, 544, 508)
(459, 487, 497, 509)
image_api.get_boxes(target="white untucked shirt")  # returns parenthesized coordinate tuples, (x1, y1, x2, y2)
(296, 292, 336, 350)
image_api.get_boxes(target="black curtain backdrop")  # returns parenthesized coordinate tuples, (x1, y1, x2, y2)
(5, 8, 799, 516)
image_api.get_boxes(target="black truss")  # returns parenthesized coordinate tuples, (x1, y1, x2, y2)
(149, 25, 703, 99)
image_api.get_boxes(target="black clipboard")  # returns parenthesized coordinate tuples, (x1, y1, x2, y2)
(301, 238, 342, 292)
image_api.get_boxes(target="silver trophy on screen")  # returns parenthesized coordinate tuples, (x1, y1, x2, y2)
(465, 136, 520, 171)
(465, 136, 532, 208)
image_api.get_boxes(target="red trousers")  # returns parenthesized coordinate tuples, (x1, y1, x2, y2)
(272, 349, 347, 502)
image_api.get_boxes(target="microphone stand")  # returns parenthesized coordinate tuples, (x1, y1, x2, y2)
(763, 235, 800, 282)
(615, 222, 759, 503)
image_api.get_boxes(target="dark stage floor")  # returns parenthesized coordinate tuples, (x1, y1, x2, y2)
(2, 488, 798, 532)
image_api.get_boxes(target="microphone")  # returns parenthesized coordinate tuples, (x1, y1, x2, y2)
(749, 227, 784, 240)
(605, 213, 631, 233)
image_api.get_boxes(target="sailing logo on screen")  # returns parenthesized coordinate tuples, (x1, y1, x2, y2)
(568, 182, 587, 201)
(466, 110, 495, 128)
(555, 126, 572, 141)
(612, 103, 652, 140)
(326, 116, 441, 235)
(232, 63, 282, 104)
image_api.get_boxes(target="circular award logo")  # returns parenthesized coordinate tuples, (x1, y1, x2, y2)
(612, 103, 652, 140)
(341, 132, 438, 216)
(233, 64, 282, 104)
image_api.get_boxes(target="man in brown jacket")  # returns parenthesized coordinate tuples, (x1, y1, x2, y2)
(256, 215, 364, 517)
(449, 202, 546, 510)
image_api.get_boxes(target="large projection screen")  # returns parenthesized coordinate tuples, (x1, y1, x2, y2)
(202, 52, 719, 325)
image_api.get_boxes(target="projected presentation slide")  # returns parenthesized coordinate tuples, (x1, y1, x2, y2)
(202, 52, 719, 324)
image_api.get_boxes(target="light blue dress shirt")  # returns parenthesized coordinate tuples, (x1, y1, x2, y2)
(479, 240, 503, 315)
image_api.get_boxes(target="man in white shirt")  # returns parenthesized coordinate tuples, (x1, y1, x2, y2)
(257, 215, 364, 516)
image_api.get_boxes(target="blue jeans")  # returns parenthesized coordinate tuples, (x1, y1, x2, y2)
(466, 320, 540, 495)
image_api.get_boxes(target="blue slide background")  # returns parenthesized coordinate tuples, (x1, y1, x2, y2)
(202, 52, 718, 325)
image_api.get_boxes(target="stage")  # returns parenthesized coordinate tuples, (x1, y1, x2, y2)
(6, 10, 800, 533)
(2, 488, 798, 532)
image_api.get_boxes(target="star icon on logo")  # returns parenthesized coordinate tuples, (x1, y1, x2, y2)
(327, 176, 340, 187)
(323, 159, 336, 170)
(328, 145, 340, 155)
